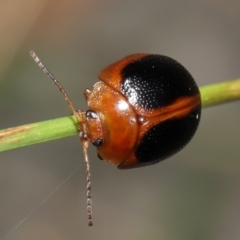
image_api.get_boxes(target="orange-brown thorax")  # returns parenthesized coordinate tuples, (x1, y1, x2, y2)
(85, 82, 138, 166)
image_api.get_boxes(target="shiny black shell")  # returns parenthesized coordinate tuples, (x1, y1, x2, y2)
(120, 54, 201, 166)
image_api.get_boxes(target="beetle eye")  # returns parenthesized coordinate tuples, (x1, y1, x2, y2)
(92, 138, 103, 147)
(86, 110, 98, 119)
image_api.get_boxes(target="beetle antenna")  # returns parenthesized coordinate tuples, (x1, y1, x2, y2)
(81, 138, 93, 227)
(30, 51, 93, 227)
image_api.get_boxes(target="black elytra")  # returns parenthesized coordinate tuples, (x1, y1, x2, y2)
(119, 54, 201, 165)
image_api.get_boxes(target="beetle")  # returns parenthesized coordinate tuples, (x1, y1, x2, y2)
(30, 52, 201, 226)
(85, 53, 201, 169)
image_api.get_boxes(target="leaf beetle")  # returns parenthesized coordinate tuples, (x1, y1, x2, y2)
(30, 52, 201, 227)
(85, 53, 201, 169)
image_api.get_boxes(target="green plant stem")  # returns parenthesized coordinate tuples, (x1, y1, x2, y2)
(1, 78, 240, 152)
(200, 78, 240, 108)
(0, 116, 78, 152)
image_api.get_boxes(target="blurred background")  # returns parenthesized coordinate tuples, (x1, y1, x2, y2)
(0, 1, 240, 239)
